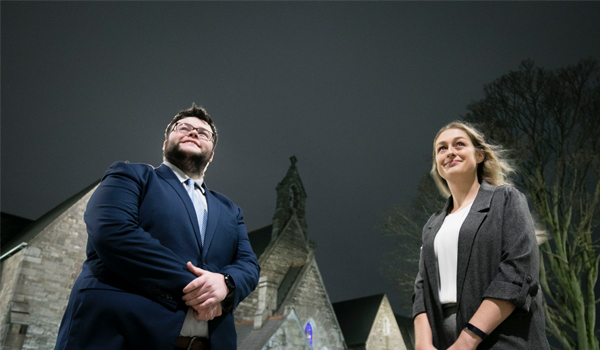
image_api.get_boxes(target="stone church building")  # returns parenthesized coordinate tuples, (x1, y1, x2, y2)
(0, 157, 412, 350)
(233, 156, 345, 350)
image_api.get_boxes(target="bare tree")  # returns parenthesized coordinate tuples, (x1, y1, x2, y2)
(380, 173, 445, 311)
(464, 59, 600, 350)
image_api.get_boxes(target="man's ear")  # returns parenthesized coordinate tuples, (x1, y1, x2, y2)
(208, 151, 214, 163)
(162, 140, 167, 152)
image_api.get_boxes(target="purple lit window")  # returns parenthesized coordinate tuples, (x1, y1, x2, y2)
(305, 323, 313, 345)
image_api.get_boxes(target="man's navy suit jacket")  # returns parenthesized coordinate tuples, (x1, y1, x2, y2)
(56, 162, 260, 350)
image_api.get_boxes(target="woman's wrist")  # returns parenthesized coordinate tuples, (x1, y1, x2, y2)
(456, 328, 482, 349)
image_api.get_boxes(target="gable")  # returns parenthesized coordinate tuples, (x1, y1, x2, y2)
(281, 259, 346, 350)
(1, 180, 99, 258)
(365, 295, 410, 350)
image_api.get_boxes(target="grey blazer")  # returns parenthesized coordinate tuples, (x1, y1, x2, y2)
(413, 181, 549, 350)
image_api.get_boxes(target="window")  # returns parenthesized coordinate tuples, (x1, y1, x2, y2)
(304, 320, 315, 345)
(382, 316, 390, 336)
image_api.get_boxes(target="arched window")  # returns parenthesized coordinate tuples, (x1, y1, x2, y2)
(382, 316, 390, 336)
(304, 320, 315, 345)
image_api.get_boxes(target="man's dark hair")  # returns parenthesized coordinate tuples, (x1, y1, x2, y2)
(165, 103, 218, 149)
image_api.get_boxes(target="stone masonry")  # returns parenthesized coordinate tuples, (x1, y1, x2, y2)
(365, 295, 407, 350)
(0, 188, 93, 350)
(235, 157, 347, 349)
(261, 311, 311, 350)
(283, 259, 346, 350)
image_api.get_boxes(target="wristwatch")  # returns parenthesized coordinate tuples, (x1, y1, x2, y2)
(220, 274, 236, 313)
(222, 274, 236, 293)
(465, 323, 488, 341)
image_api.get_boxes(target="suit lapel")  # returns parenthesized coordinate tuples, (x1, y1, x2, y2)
(202, 183, 221, 257)
(422, 199, 451, 307)
(456, 181, 496, 307)
(156, 165, 203, 251)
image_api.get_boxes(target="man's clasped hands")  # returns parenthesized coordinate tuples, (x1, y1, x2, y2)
(182, 262, 229, 321)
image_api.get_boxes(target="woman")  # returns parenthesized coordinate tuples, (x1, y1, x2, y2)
(413, 122, 549, 350)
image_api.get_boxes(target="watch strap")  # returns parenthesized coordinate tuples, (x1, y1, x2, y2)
(222, 274, 235, 291)
(465, 322, 488, 341)
(220, 274, 236, 313)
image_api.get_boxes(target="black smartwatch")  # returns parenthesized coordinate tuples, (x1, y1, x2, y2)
(220, 274, 236, 313)
(465, 323, 488, 341)
(222, 274, 236, 293)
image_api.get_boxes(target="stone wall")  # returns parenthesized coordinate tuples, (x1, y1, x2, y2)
(0, 190, 92, 350)
(260, 217, 309, 286)
(261, 312, 311, 350)
(365, 296, 407, 350)
(234, 284, 260, 322)
(235, 216, 309, 323)
(285, 260, 346, 350)
(0, 250, 26, 349)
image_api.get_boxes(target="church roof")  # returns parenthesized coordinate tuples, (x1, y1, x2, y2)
(236, 309, 310, 350)
(1, 212, 34, 249)
(395, 313, 415, 350)
(236, 316, 286, 350)
(247, 224, 272, 259)
(1, 180, 100, 258)
(277, 263, 305, 309)
(332, 293, 385, 346)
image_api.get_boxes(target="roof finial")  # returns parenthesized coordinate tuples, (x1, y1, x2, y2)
(290, 155, 297, 167)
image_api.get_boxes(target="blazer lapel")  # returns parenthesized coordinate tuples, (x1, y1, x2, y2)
(422, 199, 452, 307)
(202, 183, 221, 257)
(156, 165, 203, 251)
(456, 181, 496, 307)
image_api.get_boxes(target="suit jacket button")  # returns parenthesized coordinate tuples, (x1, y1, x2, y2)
(526, 275, 532, 283)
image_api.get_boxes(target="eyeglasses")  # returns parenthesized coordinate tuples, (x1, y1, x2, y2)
(173, 122, 214, 142)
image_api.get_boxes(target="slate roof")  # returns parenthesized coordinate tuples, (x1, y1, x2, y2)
(277, 263, 305, 309)
(1, 212, 34, 249)
(236, 316, 285, 350)
(247, 224, 272, 259)
(395, 313, 415, 350)
(332, 294, 385, 346)
(1, 180, 100, 257)
(236, 310, 310, 350)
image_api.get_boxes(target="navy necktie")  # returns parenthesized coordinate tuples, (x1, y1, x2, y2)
(185, 178, 207, 246)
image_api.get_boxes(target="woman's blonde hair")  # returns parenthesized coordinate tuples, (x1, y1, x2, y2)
(430, 121, 515, 198)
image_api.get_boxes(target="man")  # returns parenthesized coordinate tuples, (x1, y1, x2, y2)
(56, 104, 260, 350)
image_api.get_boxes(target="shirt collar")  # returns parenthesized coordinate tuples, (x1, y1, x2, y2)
(163, 161, 205, 194)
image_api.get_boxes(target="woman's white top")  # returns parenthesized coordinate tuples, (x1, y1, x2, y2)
(434, 203, 473, 304)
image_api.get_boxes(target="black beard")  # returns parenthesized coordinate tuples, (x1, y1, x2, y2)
(164, 140, 211, 178)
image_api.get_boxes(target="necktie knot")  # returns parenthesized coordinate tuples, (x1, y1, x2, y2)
(186, 178, 196, 191)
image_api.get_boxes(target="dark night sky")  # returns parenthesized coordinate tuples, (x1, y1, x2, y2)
(2, 1, 600, 316)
